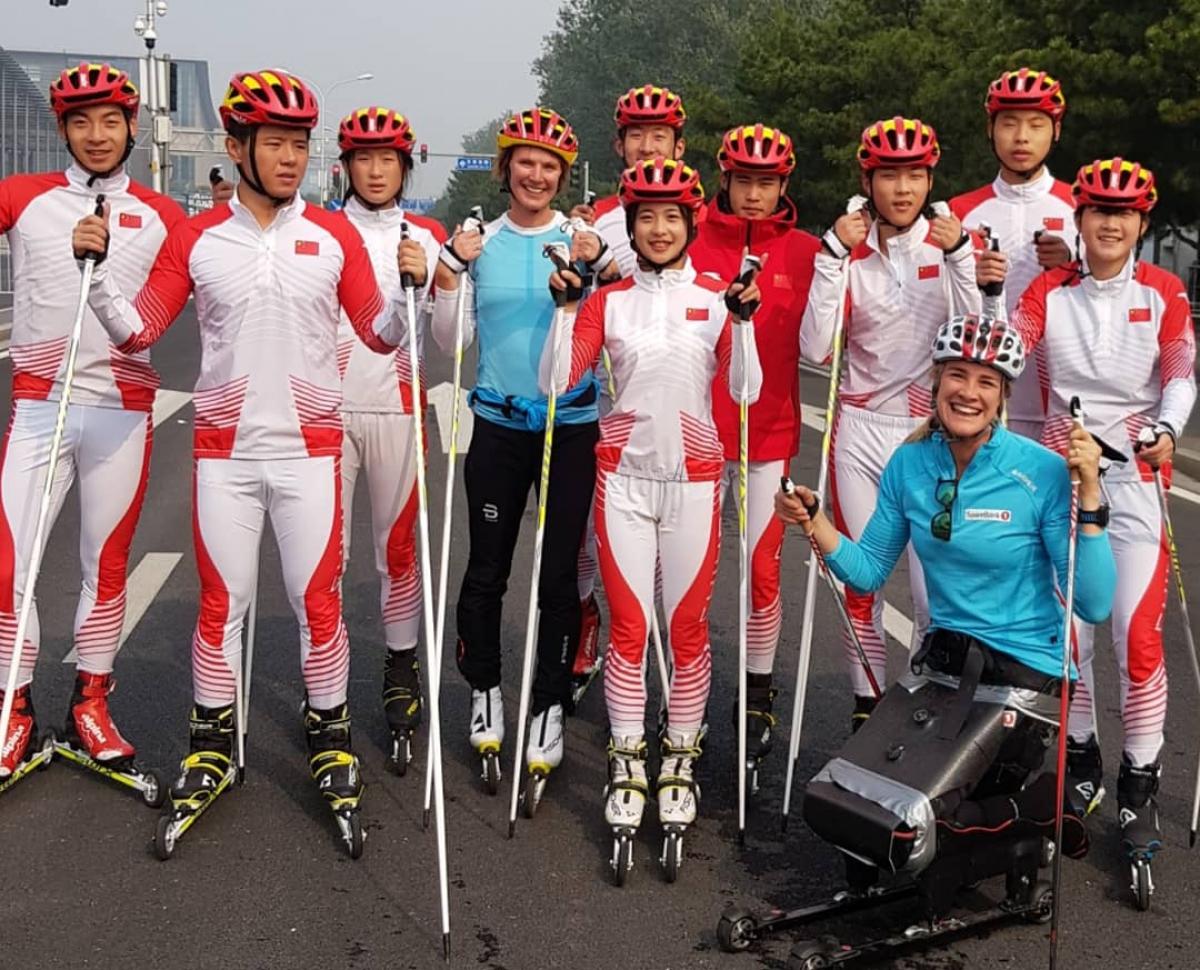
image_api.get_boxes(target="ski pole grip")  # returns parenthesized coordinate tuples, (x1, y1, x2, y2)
(1069, 396, 1082, 422)
(83, 194, 108, 263)
(781, 477, 821, 520)
(399, 221, 416, 291)
(1033, 229, 1045, 244)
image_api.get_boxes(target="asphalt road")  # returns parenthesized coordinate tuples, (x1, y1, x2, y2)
(1, 304, 1198, 970)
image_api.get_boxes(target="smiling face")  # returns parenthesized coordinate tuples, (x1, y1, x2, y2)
(725, 172, 786, 220)
(505, 145, 565, 213)
(1076, 205, 1145, 269)
(615, 124, 684, 167)
(227, 124, 310, 198)
(989, 109, 1059, 175)
(632, 202, 689, 268)
(60, 104, 136, 175)
(936, 361, 1005, 437)
(348, 147, 407, 206)
(863, 165, 930, 226)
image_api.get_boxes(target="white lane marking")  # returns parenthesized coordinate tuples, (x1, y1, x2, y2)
(427, 381, 474, 454)
(62, 552, 183, 662)
(152, 388, 192, 428)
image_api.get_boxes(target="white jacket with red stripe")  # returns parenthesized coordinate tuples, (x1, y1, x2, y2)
(337, 198, 445, 413)
(0, 163, 184, 411)
(86, 192, 407, 460)
(800, 215, 981, 416)
(950, 169, 1076, 425)
(1012, 256, 1197, 483)
(592, 195, 637, 280)
(542, 261, 762, 482)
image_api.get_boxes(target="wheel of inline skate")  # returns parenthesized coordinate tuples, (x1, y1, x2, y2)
(483, 753, 500, 796)
(662, 830, 682, 884)
(523, 772, 545, 820)
(142, 768, 168, 809)
(343, 813, 364, 860)
(389, 735, 410, 777)
(153, 814, 176, 861)
(1024, 881, 1054, 925)
(716, 906, 757, 952)
(1133, 859, 1152, 912)
(788, 942, 830, 970)
(612, 834, 633, 888)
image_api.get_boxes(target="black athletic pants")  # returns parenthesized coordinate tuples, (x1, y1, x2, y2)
(456, 414, 598, 714)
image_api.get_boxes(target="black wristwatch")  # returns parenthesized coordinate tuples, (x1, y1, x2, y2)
(1077, 504, 1110, 528)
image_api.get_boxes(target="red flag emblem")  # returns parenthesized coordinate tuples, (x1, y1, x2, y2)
(1042, 217, 1064, 231)
(685, 307, 709, 321)
(918, 264, 940, 280)
(118, 212, 142, 229)
(1128, 307, 1151, 323)
(295, 239, 320, 256)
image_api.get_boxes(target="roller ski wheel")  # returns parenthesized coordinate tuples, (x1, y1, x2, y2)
(716, 906, 758, 953)
(523, 768, 548, 819)
(1022, 880, 1054, 925)
(611, 830, 635, 887)
(153, 812, 177, 861)
(336, 809, 364, 859)
(383, 650, 421, 776)
(479, 745, 501, 796)
(54, 736, 169, 808)
(661, 827, 684, 884)
(388, 730, 413, 777)
(789, 943, 832, 970)
(1131, 858, 1153, 912)
(1117, 757, 1161, 912)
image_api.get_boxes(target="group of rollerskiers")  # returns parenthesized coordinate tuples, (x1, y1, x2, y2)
(0, 56, 1195, 961)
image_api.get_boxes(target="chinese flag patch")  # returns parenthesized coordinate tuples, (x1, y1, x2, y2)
(1042, 217, 1064, 231)
(118, 212, 142, 229)
(918, 264, 940, 280)
(685, 307, 709, 321)
(295, 239, 320, 256)
(1128, 307, 1152, 323)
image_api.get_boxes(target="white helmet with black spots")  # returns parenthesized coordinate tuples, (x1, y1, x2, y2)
(931, 313, 1026, 381)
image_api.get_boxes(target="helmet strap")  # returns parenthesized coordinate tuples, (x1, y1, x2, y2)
(237, 127, 292, 208)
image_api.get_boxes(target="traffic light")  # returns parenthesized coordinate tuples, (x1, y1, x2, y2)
(419, 143, 429, 164)
(569, 164, 580, 190)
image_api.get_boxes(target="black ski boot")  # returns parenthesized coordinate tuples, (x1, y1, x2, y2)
(382, 649, 422, 775)
(305, 702, 365, 858)
(1065, 734, 1105, 817)
(154, 705, 237, 860)
(1117, 756, 1161, 911)
(733, 674, 777, 797)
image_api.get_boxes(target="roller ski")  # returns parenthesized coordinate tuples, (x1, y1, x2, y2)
(569, 593, 604, 708)
(469, 685, 503, 796)
(521, 702, 563, 819)
(736, 676, 777, 798)
(54, 673, 165, 808)
(0, 687, 55, 796)
(382, 649, 422, 776)
(305, 702, 365, 859)
(154, 705, 238, 861)
(1117, 757, 1162, 912)
(658, 728, 702, 883)
(605, 735, 649, 886)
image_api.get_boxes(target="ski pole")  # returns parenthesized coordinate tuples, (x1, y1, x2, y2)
(235, 580, 257, 784)
(508, 241, 571, 839)
(1049, 396, 1084, 970)
(0, 195, 105, 750)
(781, 195, 865, 831)
(781, 478, 882, 701)
(1138, 430, 1200, 845)
(733, 253, 762, 849)
(400, 223, 452, 961)
(424, 206, 484, 830)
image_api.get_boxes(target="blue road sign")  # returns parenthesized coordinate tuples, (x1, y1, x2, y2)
(455, 156, 494, 172)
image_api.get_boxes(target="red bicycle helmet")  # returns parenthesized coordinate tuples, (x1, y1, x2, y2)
(619, 158, 705, 210)
(219, 69, 318, 131)
(338, 107, 416, 155)
(932, 314, 1026, 381)
(49, 63, 140, 118)
(1072, 158, 1157, 212)
(496, 108, 578, 166)
(857, 116, 940, 171)
(614, 85, 687, 131)
(985, 68, 1066, 121)
(717, 123, 796, 176)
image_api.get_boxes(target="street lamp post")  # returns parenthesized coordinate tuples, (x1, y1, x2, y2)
(133, 0, 170, 193)
(282, 71, 373, 204)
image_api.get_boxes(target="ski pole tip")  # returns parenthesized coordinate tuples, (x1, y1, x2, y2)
(442, 934, 451, 962)
(1190, 829, 1196, 849)
(422, 809, 431, 831)
(780, 815, 790, 834)
(507, 820, 516, 839)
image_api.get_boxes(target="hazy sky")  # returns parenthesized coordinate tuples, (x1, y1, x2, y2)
(9, 0, 563, 195)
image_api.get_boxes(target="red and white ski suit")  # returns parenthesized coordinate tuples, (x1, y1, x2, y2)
(951, 169, 1076, 440)
(85, 192, 408, 710)
(0, 164, 182, 687)
(800, 215, 981, 695)
(543, 262, 762, 736)
(1014, 256, 1197, 766)
(337, 197, 444, 654)
(690, 197, 820, 675)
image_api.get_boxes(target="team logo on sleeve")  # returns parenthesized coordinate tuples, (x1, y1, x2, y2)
(965, 508, 1012, 523)
(685, 307, 709, 321)
(295, 239, 320, 256)
(118, 212, 142, 229)
(1042, 217, 1064, 231)
(1128, 307, 1151, 323)
(918, 264, 940, 280)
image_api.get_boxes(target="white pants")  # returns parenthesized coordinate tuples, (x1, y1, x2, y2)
(1067, 479, 1169, 767)
(341, 412, 421, 653)
(719, 458, 788, 675)
(830, 405, 929, 696)
(597, 471, 720, 737)
(0, 400, 151, 686)
(192, 455, 349, 710)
